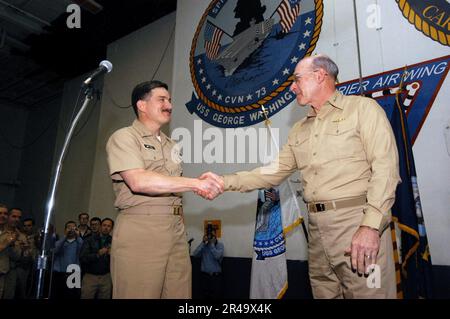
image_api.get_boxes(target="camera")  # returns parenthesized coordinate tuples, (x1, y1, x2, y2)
(206, 224, 214, 239)
(67, 226, 77, 235)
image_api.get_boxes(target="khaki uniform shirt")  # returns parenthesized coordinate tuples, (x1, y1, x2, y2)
(106, 119, 183, 210)
(224, 91, 400, 231)
(0, 231, 11, 274)
(0, 230, 22, 274)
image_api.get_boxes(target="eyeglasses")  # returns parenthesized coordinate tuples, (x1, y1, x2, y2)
(293, 69, 319, 82)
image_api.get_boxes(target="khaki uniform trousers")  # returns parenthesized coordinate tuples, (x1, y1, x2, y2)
(111, 210, 191, 299)
(308, 204, 396, 299)
(81, 273, 112, 299)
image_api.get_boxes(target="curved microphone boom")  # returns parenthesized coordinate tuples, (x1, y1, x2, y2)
(83, 60, 113, 86)
(36, 59, 112, 299)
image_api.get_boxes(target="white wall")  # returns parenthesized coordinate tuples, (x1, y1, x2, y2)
(171, 0, 450, 264)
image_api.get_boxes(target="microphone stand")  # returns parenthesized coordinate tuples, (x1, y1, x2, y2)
(35, 84, 95, 299)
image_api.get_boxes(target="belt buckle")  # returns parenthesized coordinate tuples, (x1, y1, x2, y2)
(315, 203, 326, 212)
(173, 206, 181, 215)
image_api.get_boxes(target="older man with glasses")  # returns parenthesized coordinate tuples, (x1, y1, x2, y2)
(201, 54, 401, 299)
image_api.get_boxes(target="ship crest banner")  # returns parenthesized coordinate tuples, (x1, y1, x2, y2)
(186, 0, 323, 128)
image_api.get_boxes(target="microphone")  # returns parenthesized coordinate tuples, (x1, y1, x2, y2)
(83, 60, 113, 86)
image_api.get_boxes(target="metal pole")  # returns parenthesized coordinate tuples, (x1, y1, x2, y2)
(352, 0, 364, 95)
(35, 86, 94, 299)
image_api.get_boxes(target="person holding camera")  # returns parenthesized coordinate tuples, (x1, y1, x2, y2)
(192, 227, 224, 299)
(51, 220, 83, 299)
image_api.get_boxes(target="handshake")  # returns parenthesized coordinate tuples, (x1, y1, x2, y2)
(193, 172, 224, 200)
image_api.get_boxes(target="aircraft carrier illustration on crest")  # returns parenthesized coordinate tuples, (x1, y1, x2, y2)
(214, 18, 274, 77)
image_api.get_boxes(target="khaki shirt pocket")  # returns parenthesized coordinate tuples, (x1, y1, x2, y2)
(291, 132, 310, 169)
(323, 122, 364, 159)
(142, 147, 162, 161)
(142, 149, 165, 172)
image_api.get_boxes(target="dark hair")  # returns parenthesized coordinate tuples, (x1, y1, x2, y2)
(131, 80, 168, 117)
(65, 220, 77, 229)
(90, 217, 102, 224)
(9, 207, 23, 214)
(78, 212, 89, 220)
(101, 217, 114, 227)
(23, 218, 35, 225)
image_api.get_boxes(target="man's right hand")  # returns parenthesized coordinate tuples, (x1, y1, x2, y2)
(194, 172, 224, 200)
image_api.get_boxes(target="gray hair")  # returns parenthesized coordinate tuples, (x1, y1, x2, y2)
(311, 54, 339, 80)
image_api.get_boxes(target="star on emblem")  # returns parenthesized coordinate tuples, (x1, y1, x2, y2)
(206, 84, 211, 90)
(305, 17, 312, 25)
(199, 68, 204, 75)
(197, 58, 202, 65)
(282, 68, 290, 75)
(298, 43, 306, 50)
(212, 90, 217, 96)
(246, 94, 252, 101)
(303, 30, 311, 38)
(291, 56, 299, 64)
(201, 77, 206, 83)
(272, 78, 279, 86)
(217, 94, 223, 101)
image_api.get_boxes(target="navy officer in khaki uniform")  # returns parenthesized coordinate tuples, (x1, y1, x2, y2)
(201, 55, 400, 299)
(106, 80, 223, 299)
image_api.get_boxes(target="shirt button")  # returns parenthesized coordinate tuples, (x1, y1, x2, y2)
(313, 152, 316, 156)
(313, 191, 316, 195)
(314, 171, 318, 175)
(314, 134, 318, 138)
(336, 130, 339, 133)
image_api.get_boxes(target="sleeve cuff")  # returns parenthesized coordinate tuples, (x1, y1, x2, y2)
(223, 174, 238, 191)
(360, 207, 388, 232)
